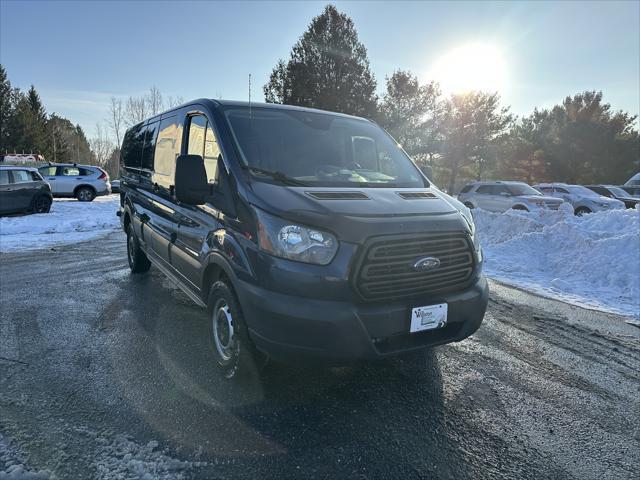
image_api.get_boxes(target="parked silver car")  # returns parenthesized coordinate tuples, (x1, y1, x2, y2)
(37, 163, 111, 202)
(534, 183, 625, 215)
(457, 181, 563, 212)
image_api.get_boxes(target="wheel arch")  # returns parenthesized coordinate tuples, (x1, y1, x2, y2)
(73, 184, 96, 196)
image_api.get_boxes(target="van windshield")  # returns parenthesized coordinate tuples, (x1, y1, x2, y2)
(223, 106, 426, 188)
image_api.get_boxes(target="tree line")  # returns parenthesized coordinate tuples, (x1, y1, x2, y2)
(0, 64, 184, 178)
(2, 4, 638, 189)
(265, 5, 639, 190)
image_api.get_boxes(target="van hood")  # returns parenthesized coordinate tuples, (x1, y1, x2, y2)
(245, 183, 470, 244)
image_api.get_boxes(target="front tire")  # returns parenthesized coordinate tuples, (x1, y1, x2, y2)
(32, 195, 52, 213)
(76, 187, 95, 202)
(575, 206, 592, 216)
(207, 280, 265, 379)
(126, 223, 151, 273)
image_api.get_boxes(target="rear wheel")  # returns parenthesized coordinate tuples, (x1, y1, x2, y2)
(32, 195, 52, 213)
(126, 223, 151, 273)
(76, 187, 95, 202)
(207, 280, 266, 380)
(575, 206, 592, 216)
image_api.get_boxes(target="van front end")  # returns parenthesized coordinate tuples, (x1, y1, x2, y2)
(233, 188, 488, 363)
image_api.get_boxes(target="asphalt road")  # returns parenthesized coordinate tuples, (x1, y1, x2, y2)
(1, 231, 639, 479)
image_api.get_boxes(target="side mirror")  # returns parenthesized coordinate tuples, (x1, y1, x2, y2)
(175, 154, 209, 205)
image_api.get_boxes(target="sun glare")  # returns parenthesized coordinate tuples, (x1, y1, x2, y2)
(430, 43, 507, 94)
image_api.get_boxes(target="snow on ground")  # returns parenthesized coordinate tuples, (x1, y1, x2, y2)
(0, 433, 53, 479)
(473, 206, 640, 321)
(0, 196, 120, 253)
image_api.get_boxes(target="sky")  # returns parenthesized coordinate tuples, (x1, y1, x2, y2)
(1, 0, 638, 139)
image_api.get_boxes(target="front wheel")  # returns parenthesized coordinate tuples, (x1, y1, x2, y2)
(575, 206, 592, 216)
(32, 195, 52, 213)
(126, 223, 151, 273)
(207, 280, 265, 379)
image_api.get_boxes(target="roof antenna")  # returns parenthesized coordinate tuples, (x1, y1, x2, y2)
(248, 73, 252, 118)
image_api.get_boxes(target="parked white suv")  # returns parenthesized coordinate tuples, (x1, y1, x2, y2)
(457, 181, 563, 212)
(534, 183, 625, 215)
(38, 163, 111, 202)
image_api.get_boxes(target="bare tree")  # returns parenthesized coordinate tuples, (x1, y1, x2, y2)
(107, 97, 124, 147)
(165, 95, 185, 108)
(90, 122, 115, 167)
(125, 96, 147, 126)
(147, 86, 163, 115)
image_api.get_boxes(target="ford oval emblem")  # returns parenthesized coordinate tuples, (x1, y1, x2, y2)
(412, 256, 440, 271)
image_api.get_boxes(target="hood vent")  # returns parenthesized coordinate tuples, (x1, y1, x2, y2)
(397, 191, 437, 199)
(306, 191, 370, 200)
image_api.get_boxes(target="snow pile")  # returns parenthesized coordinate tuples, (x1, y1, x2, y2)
(0, 433, 53, 480)
(0, 196, 120, 252)
(474, 206, 640, 319)
(93, 434, 204, 480)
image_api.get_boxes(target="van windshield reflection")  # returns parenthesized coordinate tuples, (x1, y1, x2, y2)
(224, 107, 425, 188)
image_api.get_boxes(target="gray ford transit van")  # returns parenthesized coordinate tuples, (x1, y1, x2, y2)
(118, 99, 488, 378)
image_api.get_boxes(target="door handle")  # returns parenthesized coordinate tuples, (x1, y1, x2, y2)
(76, 177, 83, 180)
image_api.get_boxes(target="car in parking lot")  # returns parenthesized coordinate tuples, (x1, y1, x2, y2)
(534, 183, 625, 215)
(0, 165, 52, 215)
(37, 163, 111, 201)
(585, 185, 639, 209)
(457, 181, 563, 212)
(622, 172, 640, 198)
(110, 179, 121, 194)
(119, 99, 488, 379)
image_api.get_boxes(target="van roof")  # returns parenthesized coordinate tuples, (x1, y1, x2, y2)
(138, 98, 371, 127)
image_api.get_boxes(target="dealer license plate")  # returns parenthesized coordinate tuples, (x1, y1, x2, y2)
(410, 303, 448, 333)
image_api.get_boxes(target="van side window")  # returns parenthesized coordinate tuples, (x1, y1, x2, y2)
(123, 124, 145, 169)
(204, 123, 220, 183)
(154, 116, 181, 178)
(188, 115, 219, 183)
(142, 121, 159, 171)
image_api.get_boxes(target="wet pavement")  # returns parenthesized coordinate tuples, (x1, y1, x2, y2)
(1, 232, 638, 479)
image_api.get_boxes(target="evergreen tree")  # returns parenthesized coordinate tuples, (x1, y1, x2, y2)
(0, 64, 14, 151)
(438, 91, 513, 192)
(378, 70, 443, 162)
(264, 5, 377, 118)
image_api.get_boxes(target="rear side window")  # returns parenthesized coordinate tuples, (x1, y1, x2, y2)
(0, 170, 9, 185)
(459, 184, 473, 194)
(39, 166, 57, 176)
(476, 185, 493, 194)
(78, 168, 94, 176)
(142, 121, 159, 171)
(122, 124, 145, 169)
(154, 116, 182, 178)
(12, 170, 32, 183)
(60, 166, 80, 176)
(555, 187, 569, 194)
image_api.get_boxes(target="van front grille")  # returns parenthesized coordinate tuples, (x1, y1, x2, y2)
(354, 233, 475, 301)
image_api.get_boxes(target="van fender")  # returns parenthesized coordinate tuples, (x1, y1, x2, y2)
(200, 251, 249, 304)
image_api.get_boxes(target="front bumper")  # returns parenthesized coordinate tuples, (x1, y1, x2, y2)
(236, 275, 489, 363)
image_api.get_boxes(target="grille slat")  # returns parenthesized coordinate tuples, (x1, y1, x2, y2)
(355, 233, 475, 300)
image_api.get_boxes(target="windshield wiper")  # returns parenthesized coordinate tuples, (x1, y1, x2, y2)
(242, 166, 309, 186)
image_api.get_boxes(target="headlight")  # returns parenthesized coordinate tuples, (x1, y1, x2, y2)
(255, 209, 338, 265)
